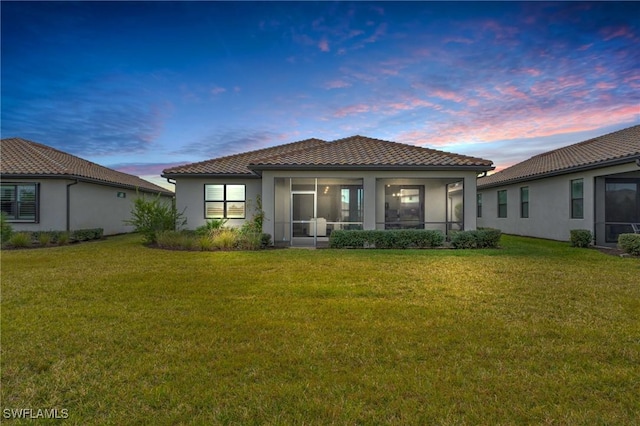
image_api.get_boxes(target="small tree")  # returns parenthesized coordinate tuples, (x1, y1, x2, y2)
(1, 212, 13, 244)
(124, 192, 186, 244)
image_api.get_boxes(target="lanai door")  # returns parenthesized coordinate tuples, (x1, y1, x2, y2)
(291, 192, 316, 246)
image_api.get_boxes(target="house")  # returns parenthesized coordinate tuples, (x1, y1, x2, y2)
(162, 135, 494, 247)
(477, 125, 640, 246)
(1, 137, 174, 235)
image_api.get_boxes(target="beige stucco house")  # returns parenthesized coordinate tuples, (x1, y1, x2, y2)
(1, 137, 174, 235)
(163, 135, 494, 247)
(477, 125, 640, 246)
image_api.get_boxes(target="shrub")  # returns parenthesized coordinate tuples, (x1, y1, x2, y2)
(195, 218, 228, 236)
(197, 235, 215, 251)
(450, 228, 502, 249)
(570, 229, 592, 248)
(0, 212, 13, 244)
(329, 229, 445, 249)
(37, 232, 52, 246)
(618, 233, 640, 256)
(125, 193, 186, 244)
(450, 231, 477, 249)
(57, 232, 70, 245)
(213, 228, 238, 249)
(71, 228, 104, 242)
(7, 232, 32, 248)
(261, 233, 272, 249)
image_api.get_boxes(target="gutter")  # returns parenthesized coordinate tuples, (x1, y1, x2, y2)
(66, 179, 79, 231)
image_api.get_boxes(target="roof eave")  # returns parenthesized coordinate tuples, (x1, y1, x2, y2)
(0, 173, 174, 196)
(478, 155, 640, 189)
(161, 172, 260, 179)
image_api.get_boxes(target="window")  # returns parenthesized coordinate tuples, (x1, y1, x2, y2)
(384, 185, 424, 229)
(1, 183, 38, 222)
(571, 179, 584, 219)
(497, 190, 507, 218)
(204, 184, 245, 219)
(520, 186, 529, 218)
(477, 193, 482, 218)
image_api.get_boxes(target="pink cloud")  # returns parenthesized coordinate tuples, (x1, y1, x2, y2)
(595, 82, 616, 90)
(496, 85, 529, 100)
(601, 25, 636, 41)
(333, 103, 371, 117)
(431, 89, 464, 103)
(318, 37, 330, 52)
(396, 104, 640, 149)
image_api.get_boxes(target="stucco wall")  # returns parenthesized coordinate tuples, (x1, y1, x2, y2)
(5, 178, 172, 235)
(174, 177, 262, 230)
(477, 162, 640, 242)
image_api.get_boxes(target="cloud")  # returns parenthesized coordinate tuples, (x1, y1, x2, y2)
(323, 79, 351, 89)
(171, 129, 291, 158)
(318, 37, 330, 52)
(1, 74, 170, 157)
(211, 86, 227, 95)
(333, 103, 371, 118)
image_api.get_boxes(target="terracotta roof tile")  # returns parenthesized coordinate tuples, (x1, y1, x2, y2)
(163, 138, 327, 175)
(253, 135, 492, 168)
(478, 125, 640, 188)
(1, 137, 173, 194)
(163, 135, 493, 176)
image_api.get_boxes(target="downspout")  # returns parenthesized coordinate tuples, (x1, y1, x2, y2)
(166, 178, 176, 186)
(66, 179, 79, 231)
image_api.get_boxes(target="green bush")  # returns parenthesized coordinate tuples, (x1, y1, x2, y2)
(37, 232, 52, 246)
(450, 231, 477, 249)
(0, 212, 13, 244)
(7, 232, 32, 248)
(450, 228, 502, 249)
(329, 229, 445, 249)
(570, 229, 592, 248)
(71, 228, 104, 242)
(195, 218, 228, 236)
(125, 193, 186, 244)
(618, 233, 640, 256)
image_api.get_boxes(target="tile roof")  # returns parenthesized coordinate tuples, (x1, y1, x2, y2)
(1, 137, 173, 195)
(163, 135, 493, 176)
(163, 138, 327, 176)
(478, 125, 640, 188)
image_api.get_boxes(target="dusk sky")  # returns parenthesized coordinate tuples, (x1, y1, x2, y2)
(2, 1, 639, 189)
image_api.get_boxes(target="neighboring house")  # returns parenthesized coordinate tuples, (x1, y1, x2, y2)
(1, 137, 174, 235)
(477, 125, 640, 246)
(162, 135, 494, 247)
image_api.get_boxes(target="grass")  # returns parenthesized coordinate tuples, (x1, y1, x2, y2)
(2, 234, 639, 424)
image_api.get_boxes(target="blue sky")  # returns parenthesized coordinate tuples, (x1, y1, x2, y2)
(2, 1, 639, 189)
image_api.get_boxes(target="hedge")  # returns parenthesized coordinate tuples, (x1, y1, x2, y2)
(450, 228, 502, 249)
(329, 229, 445, 249)
(618, 233, 640, 256)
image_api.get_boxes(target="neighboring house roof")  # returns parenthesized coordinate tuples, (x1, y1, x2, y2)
(162, 135, 494, 177)
(0, 137, 173, 195)
(478, 125, 640, 189)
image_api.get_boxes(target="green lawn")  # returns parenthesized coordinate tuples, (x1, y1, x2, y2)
(2, 234, 639, 425)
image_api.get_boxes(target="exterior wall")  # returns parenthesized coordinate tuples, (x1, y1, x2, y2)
(174, 177, 262, 230)
(477, 162, 640, 244)
(4, 178, 172, 235)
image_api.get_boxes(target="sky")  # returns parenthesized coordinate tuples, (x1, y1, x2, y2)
(2, 1, 639, 190)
